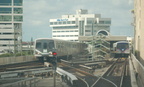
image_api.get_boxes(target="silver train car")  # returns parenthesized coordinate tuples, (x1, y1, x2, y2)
(113, 41, 130, 58)
(34, 38, 87, 62)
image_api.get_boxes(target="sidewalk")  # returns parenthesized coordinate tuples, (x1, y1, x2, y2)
(37, 77, 70, 87)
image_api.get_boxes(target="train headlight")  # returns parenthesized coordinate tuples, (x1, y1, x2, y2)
(49, 52, 52, 55)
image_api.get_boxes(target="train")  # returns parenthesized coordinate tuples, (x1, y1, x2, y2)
(34, 38, 87, 62)
(113, 41, 130, 58)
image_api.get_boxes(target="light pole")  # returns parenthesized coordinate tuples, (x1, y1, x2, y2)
(53, 56, 57, 87)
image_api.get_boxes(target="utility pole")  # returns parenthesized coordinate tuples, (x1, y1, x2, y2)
(53, 56, 57, 87)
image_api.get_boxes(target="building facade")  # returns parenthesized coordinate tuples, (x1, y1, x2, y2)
(0, 0, 23, 53)
(133, 0, 144, 60)
(50, 9, 111, 41)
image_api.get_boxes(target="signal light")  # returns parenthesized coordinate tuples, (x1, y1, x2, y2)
(52, 52, 57, 56)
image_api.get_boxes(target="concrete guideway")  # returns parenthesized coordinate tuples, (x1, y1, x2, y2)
(130, 54, 144, 87)
(0, 56, 36, 66)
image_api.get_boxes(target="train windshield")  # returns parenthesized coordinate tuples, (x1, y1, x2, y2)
(36, 40, 54, 50)
(36, 42, 41, 49)
(117, 43, 129, 49)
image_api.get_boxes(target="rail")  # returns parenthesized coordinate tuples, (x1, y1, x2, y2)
(92, 58, 128, 87)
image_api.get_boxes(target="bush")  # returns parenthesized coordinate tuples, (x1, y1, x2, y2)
(0, 51, 33, 57)
(0, 53, 14, 57)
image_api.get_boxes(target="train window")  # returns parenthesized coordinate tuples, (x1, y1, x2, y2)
(43, 43, 47, 49)
(36, 42, 41, 48)
(48, 42, 54, 49)
(117, 43, 129, 49)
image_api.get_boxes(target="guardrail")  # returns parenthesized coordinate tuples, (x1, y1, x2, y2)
(130, 54, 144, 87)
(0, 67, 53, 78)
(0, 78, 40, 87)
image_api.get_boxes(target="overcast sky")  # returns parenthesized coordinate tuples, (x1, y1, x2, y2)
(23, 0, 134, 41)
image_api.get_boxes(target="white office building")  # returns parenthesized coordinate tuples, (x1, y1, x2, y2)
(0, 0, 23, 53)
(50, 9, 111, 41)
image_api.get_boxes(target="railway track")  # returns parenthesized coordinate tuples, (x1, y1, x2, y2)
(0, 61, 44, 72)
(59, 62, 99, 87)
(59, 58, 131, 87)
(92, 58, 131, 87)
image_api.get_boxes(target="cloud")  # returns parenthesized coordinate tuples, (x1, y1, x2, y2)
(128, 0, 134, 5)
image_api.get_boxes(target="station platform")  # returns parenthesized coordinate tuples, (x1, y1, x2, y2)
(37, 77, 70, 87)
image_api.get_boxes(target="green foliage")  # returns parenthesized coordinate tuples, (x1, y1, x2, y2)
(0, 51, 33, 57)
(0, 53, 14, 57)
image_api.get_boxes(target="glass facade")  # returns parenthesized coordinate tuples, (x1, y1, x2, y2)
(50, 21, 76, 25)
(0, 0, 22, 6)
(14, 8, 23, 14)
(14, 16, 23, 21)
(0, 0, 11, 6)
(0, 15, 12, 21)
(14, 0, 22, 6)
(0, 8, 12, 14)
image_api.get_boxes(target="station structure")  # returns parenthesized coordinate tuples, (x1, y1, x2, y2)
(0, 0, 23, 53)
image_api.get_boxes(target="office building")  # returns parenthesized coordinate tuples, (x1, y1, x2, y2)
(0, 0, 23, 53)
(50, 9, 111, 41)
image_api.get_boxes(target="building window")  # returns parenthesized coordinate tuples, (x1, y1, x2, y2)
(0, 8, 12, 14)
(54, 22, 57, 25)
(14, 8, 23, 14)
(3, 33, 13, 34)
(87, 20, 92, 24)
(14, 0, 22, 6)
(50, 22, 53, 25)
(59, 22, 62, 24)
(104, 21, 111, 24)
(67, 21, 70, 24)
(63, 21, 66, 24)
(85, 30, 91, 32)
(0, 0, 11, 6)
(0, 15, 12, 21)
(72, 21, 75, 24)
(99, 21, 104, 24)
(14, 15, 23, 21)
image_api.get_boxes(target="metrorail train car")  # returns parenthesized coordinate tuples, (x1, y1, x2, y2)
(113, 41, 130, 58)
(34, 38, 87, 62)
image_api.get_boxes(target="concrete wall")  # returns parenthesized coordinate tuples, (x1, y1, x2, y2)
(131, 54, 144, 87)
(134, 0, 144, 61)
(0, 56, 36, 65)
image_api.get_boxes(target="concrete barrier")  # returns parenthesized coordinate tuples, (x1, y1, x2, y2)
(129, 56, 138, 87)
(131, 54, 144, 87)
(0, 56, 36, 65)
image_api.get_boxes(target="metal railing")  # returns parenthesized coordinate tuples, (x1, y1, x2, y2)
(0, 78, 40, 87)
